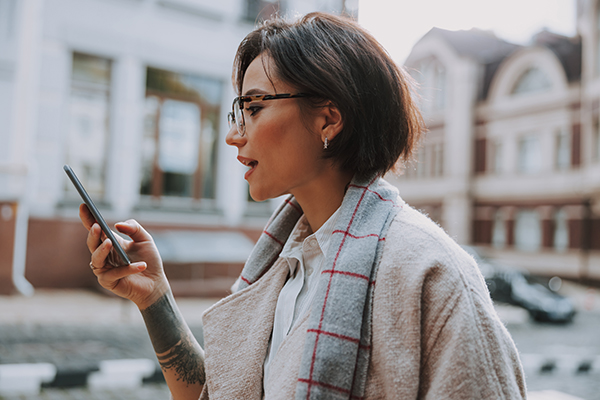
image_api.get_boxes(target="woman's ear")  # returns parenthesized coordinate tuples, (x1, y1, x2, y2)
(319, 102, 343, 144)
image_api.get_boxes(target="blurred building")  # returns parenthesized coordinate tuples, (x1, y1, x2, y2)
(0, 0, 358, 296)
(394, 0, 600, 281)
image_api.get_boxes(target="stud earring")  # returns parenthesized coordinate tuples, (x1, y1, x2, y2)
(324, 137, 328, 149)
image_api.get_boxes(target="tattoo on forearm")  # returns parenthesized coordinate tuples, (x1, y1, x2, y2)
(157, 338, 204, 384)
(141, 293, 205, 385)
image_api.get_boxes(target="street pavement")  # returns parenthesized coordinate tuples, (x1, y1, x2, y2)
(500, 281, 600, 400)
(0, 289, 217, 399)
(1, 281, 599, 399)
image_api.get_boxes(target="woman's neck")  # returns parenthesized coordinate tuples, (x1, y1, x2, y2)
(292, 169, 353, 232)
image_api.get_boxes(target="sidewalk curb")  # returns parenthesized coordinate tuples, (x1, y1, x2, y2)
(520, 353, 600, 376)
(0, 359, 164, 395)
(0, 363, 56, 396)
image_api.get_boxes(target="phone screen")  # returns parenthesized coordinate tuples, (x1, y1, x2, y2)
(63, 164, 131, 266)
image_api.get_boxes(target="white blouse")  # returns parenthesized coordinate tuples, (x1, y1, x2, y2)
(262, 208, 340, 388)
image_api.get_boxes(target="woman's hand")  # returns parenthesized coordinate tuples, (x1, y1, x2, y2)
(79, 204, 170, 309)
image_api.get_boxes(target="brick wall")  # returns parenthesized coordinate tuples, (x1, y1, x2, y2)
(0, 202, 17, 294)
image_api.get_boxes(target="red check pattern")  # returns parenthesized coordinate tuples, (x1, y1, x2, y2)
(233, 176, 402, 400)
(306, 178, 374, 398)
(237, 196, 302, 287)
(296, 176, 401, 399)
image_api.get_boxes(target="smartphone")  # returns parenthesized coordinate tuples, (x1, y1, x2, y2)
(63, 164, 131, 266)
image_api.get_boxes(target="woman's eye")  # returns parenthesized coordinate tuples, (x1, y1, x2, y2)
(246, 106, 262, 116)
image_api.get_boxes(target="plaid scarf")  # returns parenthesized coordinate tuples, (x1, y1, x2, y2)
(235, 175, 401, 400)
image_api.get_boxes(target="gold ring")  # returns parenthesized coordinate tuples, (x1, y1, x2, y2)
(89, 261, 98, 271)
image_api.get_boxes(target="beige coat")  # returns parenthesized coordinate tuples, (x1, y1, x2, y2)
(200, 205, 527, 399)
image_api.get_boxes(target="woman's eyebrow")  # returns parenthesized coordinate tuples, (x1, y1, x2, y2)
(243, 88, 269, 96)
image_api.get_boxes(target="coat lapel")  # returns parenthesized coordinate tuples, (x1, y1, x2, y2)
(202, 258, 289, 400)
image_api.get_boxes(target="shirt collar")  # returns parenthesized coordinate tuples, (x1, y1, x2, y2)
(313, 207, 340, 256)
(279, 207, 341, 272)
(280, 214, 311, 259)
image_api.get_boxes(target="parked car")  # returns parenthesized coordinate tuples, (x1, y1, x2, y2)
(461, 245, 576, 323)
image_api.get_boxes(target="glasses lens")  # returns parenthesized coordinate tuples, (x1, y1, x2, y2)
(227, 112, 234, 129)
(234, 100, 245, 136)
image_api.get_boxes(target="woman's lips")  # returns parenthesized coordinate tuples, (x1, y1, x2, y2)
(237, 156, 258, 180)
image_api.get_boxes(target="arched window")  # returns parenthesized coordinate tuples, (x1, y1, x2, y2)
(511, 67, 552, 95)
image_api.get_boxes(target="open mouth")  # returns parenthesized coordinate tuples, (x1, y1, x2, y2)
(238, 156, 257, 168)
(237, 156, 258, 178)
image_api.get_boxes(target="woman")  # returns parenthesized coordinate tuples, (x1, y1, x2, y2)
(81, 12, 526, 400)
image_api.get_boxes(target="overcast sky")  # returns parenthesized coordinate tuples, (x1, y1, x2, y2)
(357, 0, 577, 64)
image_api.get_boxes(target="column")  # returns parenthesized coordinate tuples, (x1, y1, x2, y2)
(7, 0, 45, 296)
(107, 55, 146, 218)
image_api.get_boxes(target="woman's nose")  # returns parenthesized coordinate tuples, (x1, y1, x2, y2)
(225, 124, 245, 147)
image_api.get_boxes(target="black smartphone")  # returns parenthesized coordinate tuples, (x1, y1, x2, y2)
(63, 164, 131, 266)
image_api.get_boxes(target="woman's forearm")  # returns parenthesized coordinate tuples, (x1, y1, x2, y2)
(140, 291, 205, 399)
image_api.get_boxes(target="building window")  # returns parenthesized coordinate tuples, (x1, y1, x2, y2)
(411, 58, 446, 115)
(245, 0, 282, 21)
(416, 146, 428, 178)
(518, 134, 542, 174)
(553, 208, 569, 252)
(492, 208, 506, 249)
(432, 142, 444, 177)
(491, 139, 504, 174)
(141, 67, 222, 203)
(65, 53, 112, 200)
(555, 129, 571, 170)
(515, 209, 541, 252)
(411, 142, 444, 179)
(511, 67, 552, 95)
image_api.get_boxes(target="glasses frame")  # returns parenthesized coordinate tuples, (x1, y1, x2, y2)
(227, 93, 311, 137)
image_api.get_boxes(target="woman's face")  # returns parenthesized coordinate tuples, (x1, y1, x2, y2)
(226, 54, 329, 202)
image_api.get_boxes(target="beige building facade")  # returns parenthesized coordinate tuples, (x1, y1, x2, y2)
(392, 0, 600, 281)
(0, 0, 357, 296)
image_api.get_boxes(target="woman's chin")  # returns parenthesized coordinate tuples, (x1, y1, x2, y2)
(249, 187, 286, 203)
(248, 188, 268, 203)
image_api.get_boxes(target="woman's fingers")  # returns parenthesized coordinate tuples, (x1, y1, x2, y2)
(97, 262, 147, 282)
(90, 238, 147, 273)
(87, 220, 156, 273)
(79, 204, 96, 230)
(90, 238, 112, 271)
(81, 204, 126, 248)
(115, 219, 153, 243)
(86, 223, 103, 253)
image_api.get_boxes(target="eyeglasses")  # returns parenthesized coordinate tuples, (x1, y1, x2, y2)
(227, 93, 310, 137)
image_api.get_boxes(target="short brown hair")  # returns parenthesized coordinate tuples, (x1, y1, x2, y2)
(233, 12, 425, 179)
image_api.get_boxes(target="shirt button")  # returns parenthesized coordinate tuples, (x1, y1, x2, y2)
(306, 266, 314, 276)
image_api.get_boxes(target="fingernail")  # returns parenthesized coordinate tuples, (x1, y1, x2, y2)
(137, 264, 146, 271)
